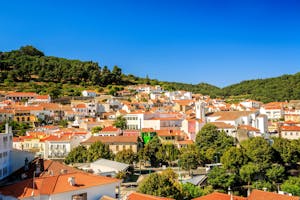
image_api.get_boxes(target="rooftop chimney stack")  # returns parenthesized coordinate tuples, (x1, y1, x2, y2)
(68, 177, 75, 186)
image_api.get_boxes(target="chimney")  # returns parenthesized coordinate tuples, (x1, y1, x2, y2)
(5, 123, 9, 134)
(68, 177, 75, 186)
(61, 169, 68, 174)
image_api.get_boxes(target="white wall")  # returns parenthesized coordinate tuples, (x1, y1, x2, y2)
(10, 150, 35, 173)
(49, 182, 119, 200)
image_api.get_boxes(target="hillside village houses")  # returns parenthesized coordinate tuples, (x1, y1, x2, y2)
(0, 86, 300, 199)
(1, 88, 300, 162)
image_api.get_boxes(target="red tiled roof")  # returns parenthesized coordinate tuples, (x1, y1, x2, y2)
(192, 192, 246, 200)
(0, 172, 120, 198)
(6, 92, 37, 97)
(40, 160, 82, 177)
(156, 129, 182, 137)
(35, 95, 50, 99)
(101, 126, 120, 132)
(248, 189, 299, 200)
(208, 111, 256, 121)
(210, 122, 235, 129)
(127, 192, 174, 200)
(75, 103, 86, 109)
(238, 125, 260, 132)
(281, 126, 300, 131)
(81, 136, 139, 145)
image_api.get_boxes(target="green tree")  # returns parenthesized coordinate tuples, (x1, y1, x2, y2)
(281, 177, 300, 196)
(115, 149, 136, 164)
(137, 169, 183, 200)
(252, 181, 273, 191)
(91, 126, 102, 134)
(113, 115, 127, 130)
(64, 145, 88, 164)
(19, 45, 44, 57)
(87, 141, 114, 162)
(239, 162, 260, 187)
(196, 123, 234, 162)
(141, 136, 162, 167)
(58, 119, 68, 128)
(207, 167, 237, 190)
(156, 144, 179, 166)
(181, 183, 213, 199)
(221, 147, 246, 173)
(241, 137, 274, 169)
(272, 137, 299, 164)
(179, 145, 202, 173)
(266, 164, 285, 184)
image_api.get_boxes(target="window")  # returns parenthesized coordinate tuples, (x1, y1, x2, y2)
(116, 145, 119, 151)
(3, 167, 7, 176)
(72, 193, 87, 200)
(290, 132, 293, 136)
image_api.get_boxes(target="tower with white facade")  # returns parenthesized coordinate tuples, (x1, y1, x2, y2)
(0, 123, 13, 180)
(195, 100, 206, 120)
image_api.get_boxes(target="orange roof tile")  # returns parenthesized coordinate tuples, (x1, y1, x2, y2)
(238, 125, 260, 132)
(248, 189, 299, 200)
(281, 126, 300, 131)
(0, 172, 120, 198)
(35, 95, 50, 99)
(101, 126, 120, 132)
(127, 192, 174, 200)
(81, 136, 138, 145)
(40, 160, 82, 177)
(6, 92, 37, 97)
(192, 192, 247, 200)
(210, 122, 235, 129)
(208, 111, 256, 121)
(75, 103, 87, 108)
(156, 129, 182, 137)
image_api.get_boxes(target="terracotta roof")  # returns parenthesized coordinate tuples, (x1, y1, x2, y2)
(142, 128, 155, 132)
(35, 95, 49, 100)
(40, 160, 82, 177)
(210, 122, 235, 129)
(6, 92, 37, 97)
(81, 136, 139, 145)
(248, 189, 299, 200)
(281, 126, 300, 131)
(127, 192, 174, 200)
(192, 192, 247, 200)
(0, 172, 120, 198)
(238, 125, 260, 132)
(75, 103, 87, 109)
(156, 129, 182, 137)
(208, 111, 256, 121)
(101, 126, 120, 132)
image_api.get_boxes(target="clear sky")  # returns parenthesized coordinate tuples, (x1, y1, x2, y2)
(1, 0, 300, 87)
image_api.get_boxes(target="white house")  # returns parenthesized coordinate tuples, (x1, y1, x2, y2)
(206, 110, 268, 134)
(0, 172, 121, 200)
(281, 126, 300, 140)
(82, 90, 97, 97)
(0, 124, 13, 180)
(83, 159, 129, 177)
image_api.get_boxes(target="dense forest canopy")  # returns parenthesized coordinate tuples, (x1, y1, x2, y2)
(1, 46, 299, 102)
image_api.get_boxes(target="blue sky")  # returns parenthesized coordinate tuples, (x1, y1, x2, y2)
(1, 0, 300, 87)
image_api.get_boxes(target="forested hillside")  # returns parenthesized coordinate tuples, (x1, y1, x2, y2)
(1, 46, 300, 103)
(222, 73, 300, 102)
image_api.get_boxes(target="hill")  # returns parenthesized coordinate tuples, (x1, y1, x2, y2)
(222, 73, 300, 102)
(0, 46, 299, 103)
(0, 46, 220, 97)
